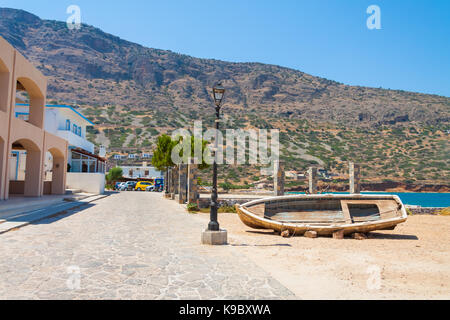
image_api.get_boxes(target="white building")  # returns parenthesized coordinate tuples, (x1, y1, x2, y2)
(14, 104, 106, 194)
(113, 154, 127, 160)
(121, 162, 162, 179)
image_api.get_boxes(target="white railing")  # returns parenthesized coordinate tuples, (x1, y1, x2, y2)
(57, 130, 95, 154)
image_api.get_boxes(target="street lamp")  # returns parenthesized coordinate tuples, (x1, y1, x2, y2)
(213, 84, 225, 107)
(208, 83, 225, 232)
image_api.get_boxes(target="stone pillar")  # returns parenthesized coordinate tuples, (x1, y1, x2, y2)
(167, 169, 171, 194)
(173, 166, 179, 195)
(178, 164, 187, 204)
(169, 167, 177, 199)
(164, 170, 169, 194)
(273, 160, 285, 196)
(308, 167, 318, 194)
(24, 149, 44, 197)
(51, 155, 66, 195)
(164, 169, 170, 197)
(349, 162, 361, 194)
(188, 159, 199, 204)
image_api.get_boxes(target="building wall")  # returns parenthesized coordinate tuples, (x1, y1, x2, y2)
(50, 107, 90, 138)
(121, 166, 163, 179)
(0, 36, 68, 200)
(14, 105, 94, 153)
(0, 36, 14, 200)
(66, 173, 105, 195)
(45, 131, 68, 195)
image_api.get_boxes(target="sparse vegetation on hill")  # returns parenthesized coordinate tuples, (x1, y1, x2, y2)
(1, 8, 448, 185)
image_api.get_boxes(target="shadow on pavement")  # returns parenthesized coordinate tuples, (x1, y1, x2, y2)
(31, 203, 97, 225)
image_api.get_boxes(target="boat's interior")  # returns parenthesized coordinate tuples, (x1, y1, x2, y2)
(246, 197, 401, 225)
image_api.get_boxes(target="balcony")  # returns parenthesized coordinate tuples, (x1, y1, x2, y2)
(56, 130, 94, 154)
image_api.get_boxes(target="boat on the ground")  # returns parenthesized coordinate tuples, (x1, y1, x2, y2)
(236, 194, 408, 236)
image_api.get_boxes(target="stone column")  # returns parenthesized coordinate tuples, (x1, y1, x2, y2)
(188, 159, 199, 204)
(173, 166, 179, 194)
(349, 162, 361, 194)
(308, 167, 318, 194)
(167, 168, 170, 191)
(24, 149, 44, 197)
(178, 164, 187, 204)
(273, 160, 285, 196)
(167, 169, 171, 193)
(164, 169, 170, 197)
(51, 155, 66, 195)
(170, 167, 178, 199)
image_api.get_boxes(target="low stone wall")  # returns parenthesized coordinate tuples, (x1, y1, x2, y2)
(198, 198, 260, 209)
(407, 206, 443, 215)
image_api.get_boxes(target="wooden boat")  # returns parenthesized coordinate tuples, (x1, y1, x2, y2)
(236, 194, 408, 236)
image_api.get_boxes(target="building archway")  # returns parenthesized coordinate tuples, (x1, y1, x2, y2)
(9, 138, 42, 197)
(15, 77, 45, 128)
(46, 147, 66, 195)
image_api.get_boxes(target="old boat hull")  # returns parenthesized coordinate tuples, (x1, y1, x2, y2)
(236, 194, 408, 236)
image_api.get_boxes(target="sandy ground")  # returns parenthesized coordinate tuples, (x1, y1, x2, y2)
(196, 212, 450, 299)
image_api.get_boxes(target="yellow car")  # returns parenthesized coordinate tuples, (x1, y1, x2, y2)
(135, 181, 154, 191)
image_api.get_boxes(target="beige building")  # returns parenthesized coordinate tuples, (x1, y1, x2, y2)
(0, 36, 68, 200)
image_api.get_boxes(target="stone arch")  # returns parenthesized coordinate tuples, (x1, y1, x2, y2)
(46, 147, 66, 195)
(8, 138, 43, 197)
(16, 77, 45, 128)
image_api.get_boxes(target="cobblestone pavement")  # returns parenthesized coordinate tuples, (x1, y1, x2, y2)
(0, 192, 295, 300)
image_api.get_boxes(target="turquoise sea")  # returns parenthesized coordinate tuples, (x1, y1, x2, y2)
(287, 192, 450, 208)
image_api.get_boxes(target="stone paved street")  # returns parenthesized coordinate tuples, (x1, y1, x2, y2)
(0, 192, 295, 300)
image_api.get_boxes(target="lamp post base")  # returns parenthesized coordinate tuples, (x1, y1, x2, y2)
(201, 229, 228, 245)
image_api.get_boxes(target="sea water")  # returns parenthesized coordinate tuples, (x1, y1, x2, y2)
(287, 192, 450, 208)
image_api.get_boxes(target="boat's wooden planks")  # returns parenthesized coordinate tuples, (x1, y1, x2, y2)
(249, 204, 265, 217)
(269, 210, 345, 223)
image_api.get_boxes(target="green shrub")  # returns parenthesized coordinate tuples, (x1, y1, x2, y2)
(218, 205, 237, 213)
(187, 203, 200, 213)
(106, 167, 123, 183)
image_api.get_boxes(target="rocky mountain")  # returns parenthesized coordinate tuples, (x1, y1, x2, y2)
(1, 7, 449, 126)
(1, 8, 449, 185)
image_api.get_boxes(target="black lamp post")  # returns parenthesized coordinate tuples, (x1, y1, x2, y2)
(208, 83, 225, 231)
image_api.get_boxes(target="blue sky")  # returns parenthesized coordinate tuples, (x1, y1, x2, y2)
(1, 0, 449, 96)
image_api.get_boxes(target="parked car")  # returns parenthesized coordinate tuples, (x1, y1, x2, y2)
(114, 182, 124, 190)
(146, 185, 164, 192)
(154, 178, 164, 190)
(135, 181, 153, 191)
(114, 182, 125, 191)
(119, 181, 136, 191)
